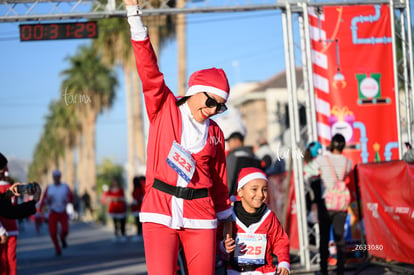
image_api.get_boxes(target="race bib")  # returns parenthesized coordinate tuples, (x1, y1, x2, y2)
(166, 141, 196, 183)
(234, 233, 267, 265)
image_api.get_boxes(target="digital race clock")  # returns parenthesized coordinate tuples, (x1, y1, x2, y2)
(19, 21, 98, 42)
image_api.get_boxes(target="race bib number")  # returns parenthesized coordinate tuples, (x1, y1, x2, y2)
(166, 141, 196, 183)
(234, 233, 267, 265)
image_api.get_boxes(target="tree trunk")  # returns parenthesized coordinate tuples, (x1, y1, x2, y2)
(64, 146, 76, 193)
(177, 0, 187, 97)
(82, 109, 97, 210)
(77, 132, 85, 196)
(41, 165, 53, 189)
(129, 56, 146, 168)
(125, 62, 137, 192)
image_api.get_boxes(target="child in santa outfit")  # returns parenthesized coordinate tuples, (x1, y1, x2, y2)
(123, 0, 233, 273)
(220, 167, 290, 275)
(103, 177, 127, 242)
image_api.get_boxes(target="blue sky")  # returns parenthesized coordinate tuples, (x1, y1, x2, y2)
(2, 5, 411, 166)
(0, 10, 287, 165)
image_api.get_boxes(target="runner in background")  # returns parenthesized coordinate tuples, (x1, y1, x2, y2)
(38, 170, 74, 256)
(102, 177, 127, 242)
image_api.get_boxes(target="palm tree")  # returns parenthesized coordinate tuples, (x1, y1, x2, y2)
(92, 0, 176, 187)
(28, 99, 79, 190)
(47, 99, 79, 190)
(28, 102, 62, 184)
(28, 132, 55, 185)
(60, 44, 118, 207)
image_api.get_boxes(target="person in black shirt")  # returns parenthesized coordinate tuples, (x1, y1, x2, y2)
(0, 152, 42, 219)
(225, 132, 262, 200)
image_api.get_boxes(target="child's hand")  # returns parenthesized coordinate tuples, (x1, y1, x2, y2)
(224, 234, 236, 253)
(276, 267, 289, 275)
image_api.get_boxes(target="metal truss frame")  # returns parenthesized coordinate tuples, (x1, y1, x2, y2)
(1, 0, 407, 22)
(0, 0, 289, 22)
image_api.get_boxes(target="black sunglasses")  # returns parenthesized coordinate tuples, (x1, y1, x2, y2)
(203, 92, 227, 114)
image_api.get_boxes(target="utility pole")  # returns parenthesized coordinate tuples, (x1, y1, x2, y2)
(177, 0, 187, 96)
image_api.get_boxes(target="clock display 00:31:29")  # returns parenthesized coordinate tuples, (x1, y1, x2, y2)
(19, 22, 98, 41)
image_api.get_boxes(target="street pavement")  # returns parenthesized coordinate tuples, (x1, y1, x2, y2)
(16, 219, 414, 275)
(16, 219, 147, 275)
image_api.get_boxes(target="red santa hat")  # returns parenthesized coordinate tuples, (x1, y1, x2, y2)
(237, 167, 268, 191)
(185, 67, 230, 100)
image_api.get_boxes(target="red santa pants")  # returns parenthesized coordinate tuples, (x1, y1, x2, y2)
(143, 222, 216, 275)
(48, 211, 69, 254)
(0, 235, 17, 275)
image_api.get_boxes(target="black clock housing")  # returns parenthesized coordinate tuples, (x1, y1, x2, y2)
(19, 21, 98, 41)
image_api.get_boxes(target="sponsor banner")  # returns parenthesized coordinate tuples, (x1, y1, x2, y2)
(309, 4, 399, 165)
(357, 161, 414, 264)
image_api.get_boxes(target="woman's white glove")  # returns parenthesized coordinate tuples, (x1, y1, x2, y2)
(125, 4, 147, 40)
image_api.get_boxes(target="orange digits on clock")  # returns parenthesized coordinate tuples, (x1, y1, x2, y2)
(50, 24, 58, 39)
(74, 23, 85, 38)
(86, 22, 97, 37)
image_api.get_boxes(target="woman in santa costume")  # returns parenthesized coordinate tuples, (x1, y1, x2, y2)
(221, 167, 290, 275)
(102, 177, 128, 242)
(123, 0, 233, 274)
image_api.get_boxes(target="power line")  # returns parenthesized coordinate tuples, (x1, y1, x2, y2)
(0, 118, 126, 130)
(0, 36, 18, 41)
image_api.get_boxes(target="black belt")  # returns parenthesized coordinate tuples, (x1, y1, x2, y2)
(153, 178, 208, 200)
(231, 263, 263, 272)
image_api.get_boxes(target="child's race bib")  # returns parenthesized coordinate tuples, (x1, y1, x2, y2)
(234, 233, 267, 265)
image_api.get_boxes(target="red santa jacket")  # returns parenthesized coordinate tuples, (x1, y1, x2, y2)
(220, 207, 290, 274)
(0, 181, 18, 236)
(132, 38, 232, 229)
(103, 188, 126, 217)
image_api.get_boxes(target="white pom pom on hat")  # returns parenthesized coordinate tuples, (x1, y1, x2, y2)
(237, 167, 268, 191)
(185, 67, 230, 100)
